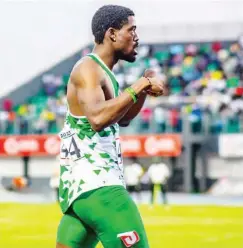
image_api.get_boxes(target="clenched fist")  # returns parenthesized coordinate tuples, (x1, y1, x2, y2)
(144, 69, 165, 97)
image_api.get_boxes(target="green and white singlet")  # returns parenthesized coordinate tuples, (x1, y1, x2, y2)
(58, 53, 125, 213)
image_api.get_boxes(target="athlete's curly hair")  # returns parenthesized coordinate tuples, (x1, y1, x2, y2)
(92, 5, 134, 44)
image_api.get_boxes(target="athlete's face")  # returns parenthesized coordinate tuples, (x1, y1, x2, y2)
(113, 16, 139, 62)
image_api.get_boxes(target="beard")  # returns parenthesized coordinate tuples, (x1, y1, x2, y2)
(115, 50, 137, 63)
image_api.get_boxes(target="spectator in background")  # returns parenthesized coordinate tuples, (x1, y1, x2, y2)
(139, 107, 152, 133)
(41, 109, 57, 133)
(140, 169, 151, 193)
(190, 104, 202, 133)
(16, 104, 29, 134)
(0, 111, 8, 134)
(2, 98, 15, 134)
(148, 158, 170, 205)
(56, 98, 67, 131)
(3, 98, 13, 112)
(124, 157, 143, 203)
(154, 106, 166, 133)
(33, 117, 48, 134)
(169, 108, 181, 133)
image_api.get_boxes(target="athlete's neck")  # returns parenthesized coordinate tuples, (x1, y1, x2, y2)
(92, 45, 118, 70)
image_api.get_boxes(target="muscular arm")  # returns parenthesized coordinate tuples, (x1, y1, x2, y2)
(118, 91, 147, 127)
(70, 59, 150, 131)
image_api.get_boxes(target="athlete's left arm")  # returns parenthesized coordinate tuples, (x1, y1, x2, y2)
(118, 91, 147, 127)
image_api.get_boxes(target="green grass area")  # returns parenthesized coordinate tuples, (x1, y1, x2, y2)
(0, 203, 242, 248)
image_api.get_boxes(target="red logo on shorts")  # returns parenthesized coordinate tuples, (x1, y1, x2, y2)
(117, 231, 140, 247)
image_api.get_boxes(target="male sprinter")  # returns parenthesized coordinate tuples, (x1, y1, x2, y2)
(56, 5, 164, 248)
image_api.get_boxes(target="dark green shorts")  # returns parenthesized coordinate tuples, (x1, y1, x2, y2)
(56, 185, 149, 248)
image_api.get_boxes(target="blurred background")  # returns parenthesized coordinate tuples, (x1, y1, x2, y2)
(0, 0, 243, 247)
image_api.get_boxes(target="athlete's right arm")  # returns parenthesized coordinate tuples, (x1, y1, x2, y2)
(69, 60, 151, 132)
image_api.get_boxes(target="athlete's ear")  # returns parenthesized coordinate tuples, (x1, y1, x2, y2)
(107, 28, 116, 42)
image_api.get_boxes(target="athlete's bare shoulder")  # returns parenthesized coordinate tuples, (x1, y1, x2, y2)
(70, 56, 103, 88)
(67, 55, 108, 117)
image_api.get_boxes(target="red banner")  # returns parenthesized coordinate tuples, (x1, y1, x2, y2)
(120, 134, 181, 157)
(0, 134, 181, 157)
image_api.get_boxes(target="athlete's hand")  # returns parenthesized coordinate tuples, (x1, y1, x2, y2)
(144, 69, 164, 97)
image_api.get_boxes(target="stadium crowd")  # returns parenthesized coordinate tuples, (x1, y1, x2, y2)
(0, 40, 243, 135)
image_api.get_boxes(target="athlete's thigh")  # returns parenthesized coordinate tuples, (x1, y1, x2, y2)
(72, 186, 149, 248)
(98, 188, 149, 248)
(56, 212, 98, 248)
